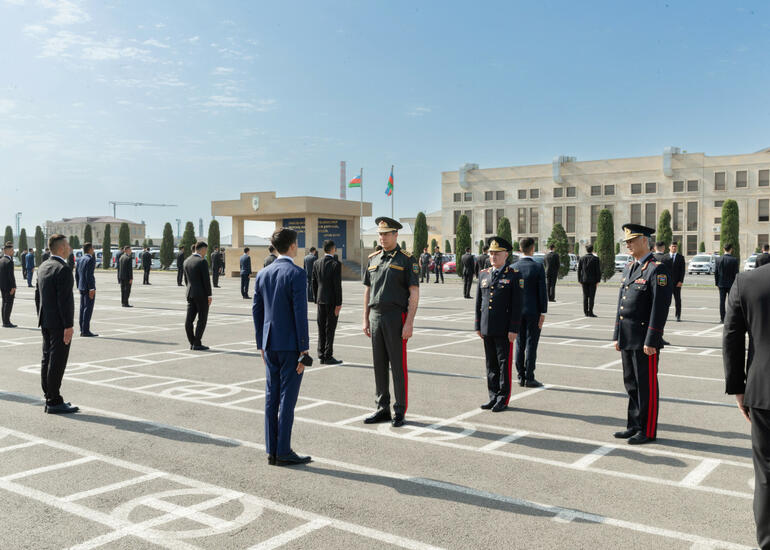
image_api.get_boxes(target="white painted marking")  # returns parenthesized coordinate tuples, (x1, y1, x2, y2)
(410, 336, 478, 352)
(0, 441, 41, 453)
(478, 430, 529, 452)
(1, 456, 96, 481)
(62, 473, 167, 502)
(693, 324, 724, 337)
(595, 359, 623, 370)
(572, 445, 615, 469)
(247, 519, 331, 550)
(335, 412, 376, 425)
(220, 394, 265, 406)
(680, 458, 721, 487)
(293, 400, 329, 412)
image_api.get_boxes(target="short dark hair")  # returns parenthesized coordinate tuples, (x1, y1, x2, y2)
(123, 245, 131, 252)
(482, 245, 489, 252)
(271, 227, 297, 254)
(48, 234, 67, 252)
(243, 247, 250, 253)
(144, 246, 149, 251)
(520, 237, 535, 252)
(268, 245, 275, 253)
(586, 244, 594, 254)
(549, 244, 555, 250)
(724, 243, 734, 252)
(195, 241, 207, 251)
(764, 244, 770, 252)
(655, 241, 665, 248)
(323, 240, 335, 253)
(670, 241, 679, 247)
(3, 241, 12, 250)
(28, 248, 33, 252)
(83, 242, 94, 253)
(309, 246, 316, 253)
(179, 245, 185, 250)
(465, 247, 471, 252)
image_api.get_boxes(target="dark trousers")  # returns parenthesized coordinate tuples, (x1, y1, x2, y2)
(483, 335, 513, 405)
(719, 287, 729, 322)
(27, 269, 33, 287)
(370, 309, 408, 415)
(421, 265, 430, 283)
(1, 291, 14, 325)
(185, 297, 209, 346)
(672, 286, 682, 319)
(143, 267, 150, 284)
(582, 283, 597, 315)
(40, 327, 71, 406)
(547, 276, 557, 301)
(621, 349, 659, 438)
(751, 407, 770, 550)
(177, 268, 184, 286)
(463, 275, 473, 298)
(264, 350, 304, 456)
(240, 273, 250, 297)
(79, 290, 94, 334)
(212, 268, 219, 287)
(316, 303, 338, 360)
(307, 277, 315, 302)
(120, 281, 131, 305)
(515, 315, 541, 382)
(434, 267, 444, 283)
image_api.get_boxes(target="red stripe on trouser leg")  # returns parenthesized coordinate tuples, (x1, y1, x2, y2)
(649, 352, 659, 438)
(646, 354, 654, 437)
(504, 341, 513, 405)
(401, 312, 408, 413)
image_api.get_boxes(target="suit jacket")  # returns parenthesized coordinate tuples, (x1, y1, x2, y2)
(577, 254, 601, 284)
(432, 252, 444, 269)
(715, 253, 739, 288)
(141, 251, 152, 269)
(755, 252, 770, 268)
(723, 263, 770, 409)
(252, 257, 309, 352)
(41, 251, 50, 262)
(239, 253, 252, 275)
(312, 254, 342, 306)
(652, 252, 673, 274)
(264, 254, 277, 268)
(474, 265, 522, 336)
(513, 257, 547, 317)
(67, 253, 75, 270)
(75, 254, 96, 292)
(35, 257, 74, 330)
(303, 253, 317, 279)
(118, 254, 133, 283)
(25, 253, 35, 271)
(669, 252, 686, 284)
(0, 255, 16, 292)
(184, 254, 212, 300)
(461, 253, 475, 278)
(544, 251, 560, 277)
(211, 251, 223, 271)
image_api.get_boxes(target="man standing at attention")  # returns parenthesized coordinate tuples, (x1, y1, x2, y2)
(25, 247, 35, 287)
(461, 247, 475, 299)
(756, 243, 770, 268)
(419, 247, 431, 284)
(544, 243, 560, 302)
(264, 245, 277, 267)
(715, 243, 739, 323)
(141, 246, 152, 285)
(75, 243, 97, 337)
(312, 240, 343, 365)
(513, 237, 547, 387)
(303, 247, 318, 302)
(176, 246, 186, 287)
(118, 245, 133, 308)
(577, 244, 601, 317)
(184, 241, 212, 351)
(21, 249, 27, 281)
(432, 246, 444, 283)
(239, 247, 252, 299)
(211, 247, 223, 288)
(668, 241, 686, 321)
(253, 227, 312, 466)
(0, 241, 17, 328)
(362, 217, 419, 428)
(35, 234, 78, 414)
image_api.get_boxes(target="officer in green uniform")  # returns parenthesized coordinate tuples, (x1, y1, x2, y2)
(362, 217, 420, 427)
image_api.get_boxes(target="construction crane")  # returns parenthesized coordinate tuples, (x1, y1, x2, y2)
(108, 201, 177, 219)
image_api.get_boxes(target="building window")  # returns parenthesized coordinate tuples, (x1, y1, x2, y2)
(736, 170, 748, 188)
(464, 210, 473, 227)
(631, 203, 642, 225)
(485, 209, 494, 233)
(714, 217, 721, 224)
(484, 191, 494, 201)
(553, 187, 563, 198)
(590, 205, 601, 233)
(496, 208, 504, 227)
(453, 193, 461, 202)
(673, 181, 684, 193)
(759, 234, 769, 248)
(760, 170, 769, 187)
(631, 183, 642, 195)
(453, 210, 461, 230)
(604, 184, 615, 196)
(530, 189, 540, 199)
(566, 187, 576, 198)
(517, 208, 527, 234)
(645, 203, 656, 228)
(496, 190, 505, 200)
(713, 234, 721, 242)
(673, 202, 683, 232)
(566, 206, 576, 233)
(529, 208, 539, 233)
(553, 206, 563, 226)
(714, 200, 724, 208)
(673, 234, 682, 248)
(645, 182, 657, 194)
(714, 172, 726, 191)
(687, 235, 697, 256)
(463, 192, 472, 201)
(518, 190, 527, 200)
(687, 180, 698, 192)
(590, 185, 601, 196)
(760, 199, 770, 222)
(686, 202, 698, 231)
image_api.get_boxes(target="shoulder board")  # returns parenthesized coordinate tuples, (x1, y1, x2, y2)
(655, 261, 661, 265)
(398, 249, 411, 258)
(481, 268, 490, 273)
(368, 250, 381, 259)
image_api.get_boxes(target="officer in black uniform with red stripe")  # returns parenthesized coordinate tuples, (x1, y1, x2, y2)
(475, 237, 521, 412)
(612, 224, 672, 445)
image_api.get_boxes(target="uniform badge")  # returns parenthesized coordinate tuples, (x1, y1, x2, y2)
(634, 278, 646, 284)
(481, 280, 489, 288)
(657, 274, 667, 286)
(412, 264, 419, 274)
(519, 280, 524, 289)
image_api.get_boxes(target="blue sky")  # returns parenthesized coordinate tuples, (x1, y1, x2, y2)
(1, 0, 769, 240)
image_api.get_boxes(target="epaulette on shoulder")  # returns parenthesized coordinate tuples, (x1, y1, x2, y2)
(398, 249, 411, 258)
(481, 268, 490, 273)
(655, 261, 662, 265)
(368, 250, 381, 258)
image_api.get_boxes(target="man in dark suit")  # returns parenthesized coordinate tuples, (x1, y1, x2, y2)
(303, 247, 318, 302)
(25, 248, 35, 287)
(211, 247, 223, 288)
(756, 243, 770, 268)
(715, 243, 739, 323)
(577, 244, 601, 317)
(35, 234, 78, 414)
(176, 246, 186, 286)
(476, 245, 490, 278)
(118, 245, 133, 307)
(461, 247, 475, 299)
(419, 247, 431, 283)
(240, 247, 252, 299)
(21, 249, 27, 280)
(253, 227, 312, 466)
(184, 241, 213, 351)
(312, 240, 343, 365)
(67, 250, 76, 272)
(652, 241, 673, 272)
(513, 237, 547, 387)
(432, 246, 444, 283)
(41, 248, 50, 262)
(75, 243, 97, 337)
(141, 247, 152, 284)
(264, 245, 277, 267)
(544, 244, 560, 302)
(669, 241, 686, 321)
(0, 241, 17, 328)
(723, 262, 770, 549)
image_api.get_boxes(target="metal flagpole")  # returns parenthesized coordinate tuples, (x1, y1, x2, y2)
(360, 168, 364, 278)
(390, 165, 394, 218)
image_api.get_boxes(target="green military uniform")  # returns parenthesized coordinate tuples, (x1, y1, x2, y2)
(364, 219, 419, 420)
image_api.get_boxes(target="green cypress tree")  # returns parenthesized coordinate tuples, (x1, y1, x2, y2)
(72, 236, 80, 249)
(148, 238, 154, 246)
(412, 212, 428, 256)
(160, 223, 175, 269)
(68, 236, 76, 249)
(430, 238, 438, 252)
(496, 216, 512, 246)
(574, 241, 580, 256)
(372, 240, 377, 248)
(720, 199, 740, 261)
(657, 210, 672, 252)
(547, 223, 570, 279)
(18, 229, 27, 259)
(615, 242, 620, 254)
(455, 214, 471, 277)
(3, 226, 13, 245)
(699, 241, 705, 253)
(401, 240, 407, 250)
(478, 239, 484, 254)
(83, 224, 92, 244)
(180, 221, 196, 260)
(206, 220, 220, 265)
(444, 239, 451, 254)
(597, 209, 615, 282)
(512, 240, 520, 252)
(118, 223, 131, 249)
(34, 226, 44, 266)
(102, 224, 111, 269)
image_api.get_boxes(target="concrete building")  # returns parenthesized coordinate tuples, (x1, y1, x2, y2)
(45, 216, 145, 245)
(362, 222, 415, 252)
(442, 149, 770, 257)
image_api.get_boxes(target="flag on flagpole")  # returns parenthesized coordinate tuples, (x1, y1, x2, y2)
(349, 174, 362, 188)
(385, 167, 394, 196)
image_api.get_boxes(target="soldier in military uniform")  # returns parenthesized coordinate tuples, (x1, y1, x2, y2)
(362, 217, 420, 427)
(475, 237, 521, 412)
(613, 224, 672, 445)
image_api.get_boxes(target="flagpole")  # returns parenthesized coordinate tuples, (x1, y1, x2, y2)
(359, 168, 364, 279)
(390, 164, 394, 219)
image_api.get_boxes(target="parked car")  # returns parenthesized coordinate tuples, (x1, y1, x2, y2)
(569, 253, 578, 271)
(443, 260, 456, 274)
(688, 254, 716, 275)
(428, 253, 455, 272)
(744, 254, 757, 272)
(615, 254, 632, 272)
(533, 252, 546, 265)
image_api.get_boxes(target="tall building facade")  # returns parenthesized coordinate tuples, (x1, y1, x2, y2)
(46, 216, 145, 244)
(442, 148, 770, 257)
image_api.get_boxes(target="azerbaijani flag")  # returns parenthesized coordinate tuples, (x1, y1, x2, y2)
(349, 174, 362, 188)
(385, 167, 394, 196)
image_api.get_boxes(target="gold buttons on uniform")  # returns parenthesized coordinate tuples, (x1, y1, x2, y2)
(620, 306, 624, 310)
(619, 316, 624, 320)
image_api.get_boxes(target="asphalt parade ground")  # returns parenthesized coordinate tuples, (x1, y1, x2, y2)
(0, 270, 755, 549)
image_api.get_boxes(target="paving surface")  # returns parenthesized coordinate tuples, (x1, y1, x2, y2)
(0, 269, 756, 549)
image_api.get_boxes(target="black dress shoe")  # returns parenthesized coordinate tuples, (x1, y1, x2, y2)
(191, 344, 209, 351)
(480, 398, 496, 410)
(122, 304, 133, 308)
(589, 313, 598, 318)
(518, 378, 525, 387)
(676, 316, 681, 322)
(2, 323, 17, 328)
(491, 402, 508, 413)
(524, 379, 543, 388)
(613, 428, 638, 439)
(363, 409, 392, 424)
(322, 357, 343, 365)
(45, 403, 79, 414)
(267, 454, 276, 466)
(275, 451, 312, 466)
(391, 414, 405, 427)
(627, 433, 655, 445)
(80, 332, 98, 337)
(662, 339, 670, 346)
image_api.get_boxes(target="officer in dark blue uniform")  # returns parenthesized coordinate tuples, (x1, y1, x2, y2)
(513, 237, 548, 387)
(475, 237, 522, 412)
(613, 224, 673, 445)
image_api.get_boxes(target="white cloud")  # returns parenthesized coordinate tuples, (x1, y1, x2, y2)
(154, 23, 166, 28)
(23, 24, 48, 36)
(407, 106, 432, 117)
(202, 96, 275, 112)
(82, 44, 148, 60)
(39, 31, 153, 61)
(212, 66, 233, 75)
(186, 36, 199, 43)
(3, 0, 26, 5)
(0, 99, 16, 114)
(41, 0, 91, 26)
(143, 38, 169, 49)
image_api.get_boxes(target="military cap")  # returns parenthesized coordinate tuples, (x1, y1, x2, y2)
(621, 223, 655, 242)
(375, 217, 402, 233)
(3, 241, 12, 249)
(486, 236, 512, 252)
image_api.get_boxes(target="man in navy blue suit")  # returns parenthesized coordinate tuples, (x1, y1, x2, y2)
(253, 228, 312, 466)
(75, 243, 97, 337)
(513, 237, 547, 387)
(240, 247, 252, 299)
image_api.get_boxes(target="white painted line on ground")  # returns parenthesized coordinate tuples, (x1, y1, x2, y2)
(680, 458, 722, 488)
(478, 430, 529, 452)
(1, 456, 96, 481)
(0, 441, 41, 453)
(595, 359, 623, 370)
(247, 519, 331, 550)
(293, 400, 329, 412)
(572, 445, 615, 469)
(335, 412, 374, 425)
(220, 395, 265, 407)
(693, 324, 724, 337)
(62, 472, 167, 502)
(410, 336, 479, 352)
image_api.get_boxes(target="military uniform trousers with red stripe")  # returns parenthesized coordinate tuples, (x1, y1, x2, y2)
(370, 308, 408, 416)
(483, 336, 513, 406)
(621, 349, 660, 438)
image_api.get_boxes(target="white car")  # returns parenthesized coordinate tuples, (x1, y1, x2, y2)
(688, 254, 716, 275)
(744, 254, 757, 272)
(614, 254, 632, 272)
(569, 253, 578, 271)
